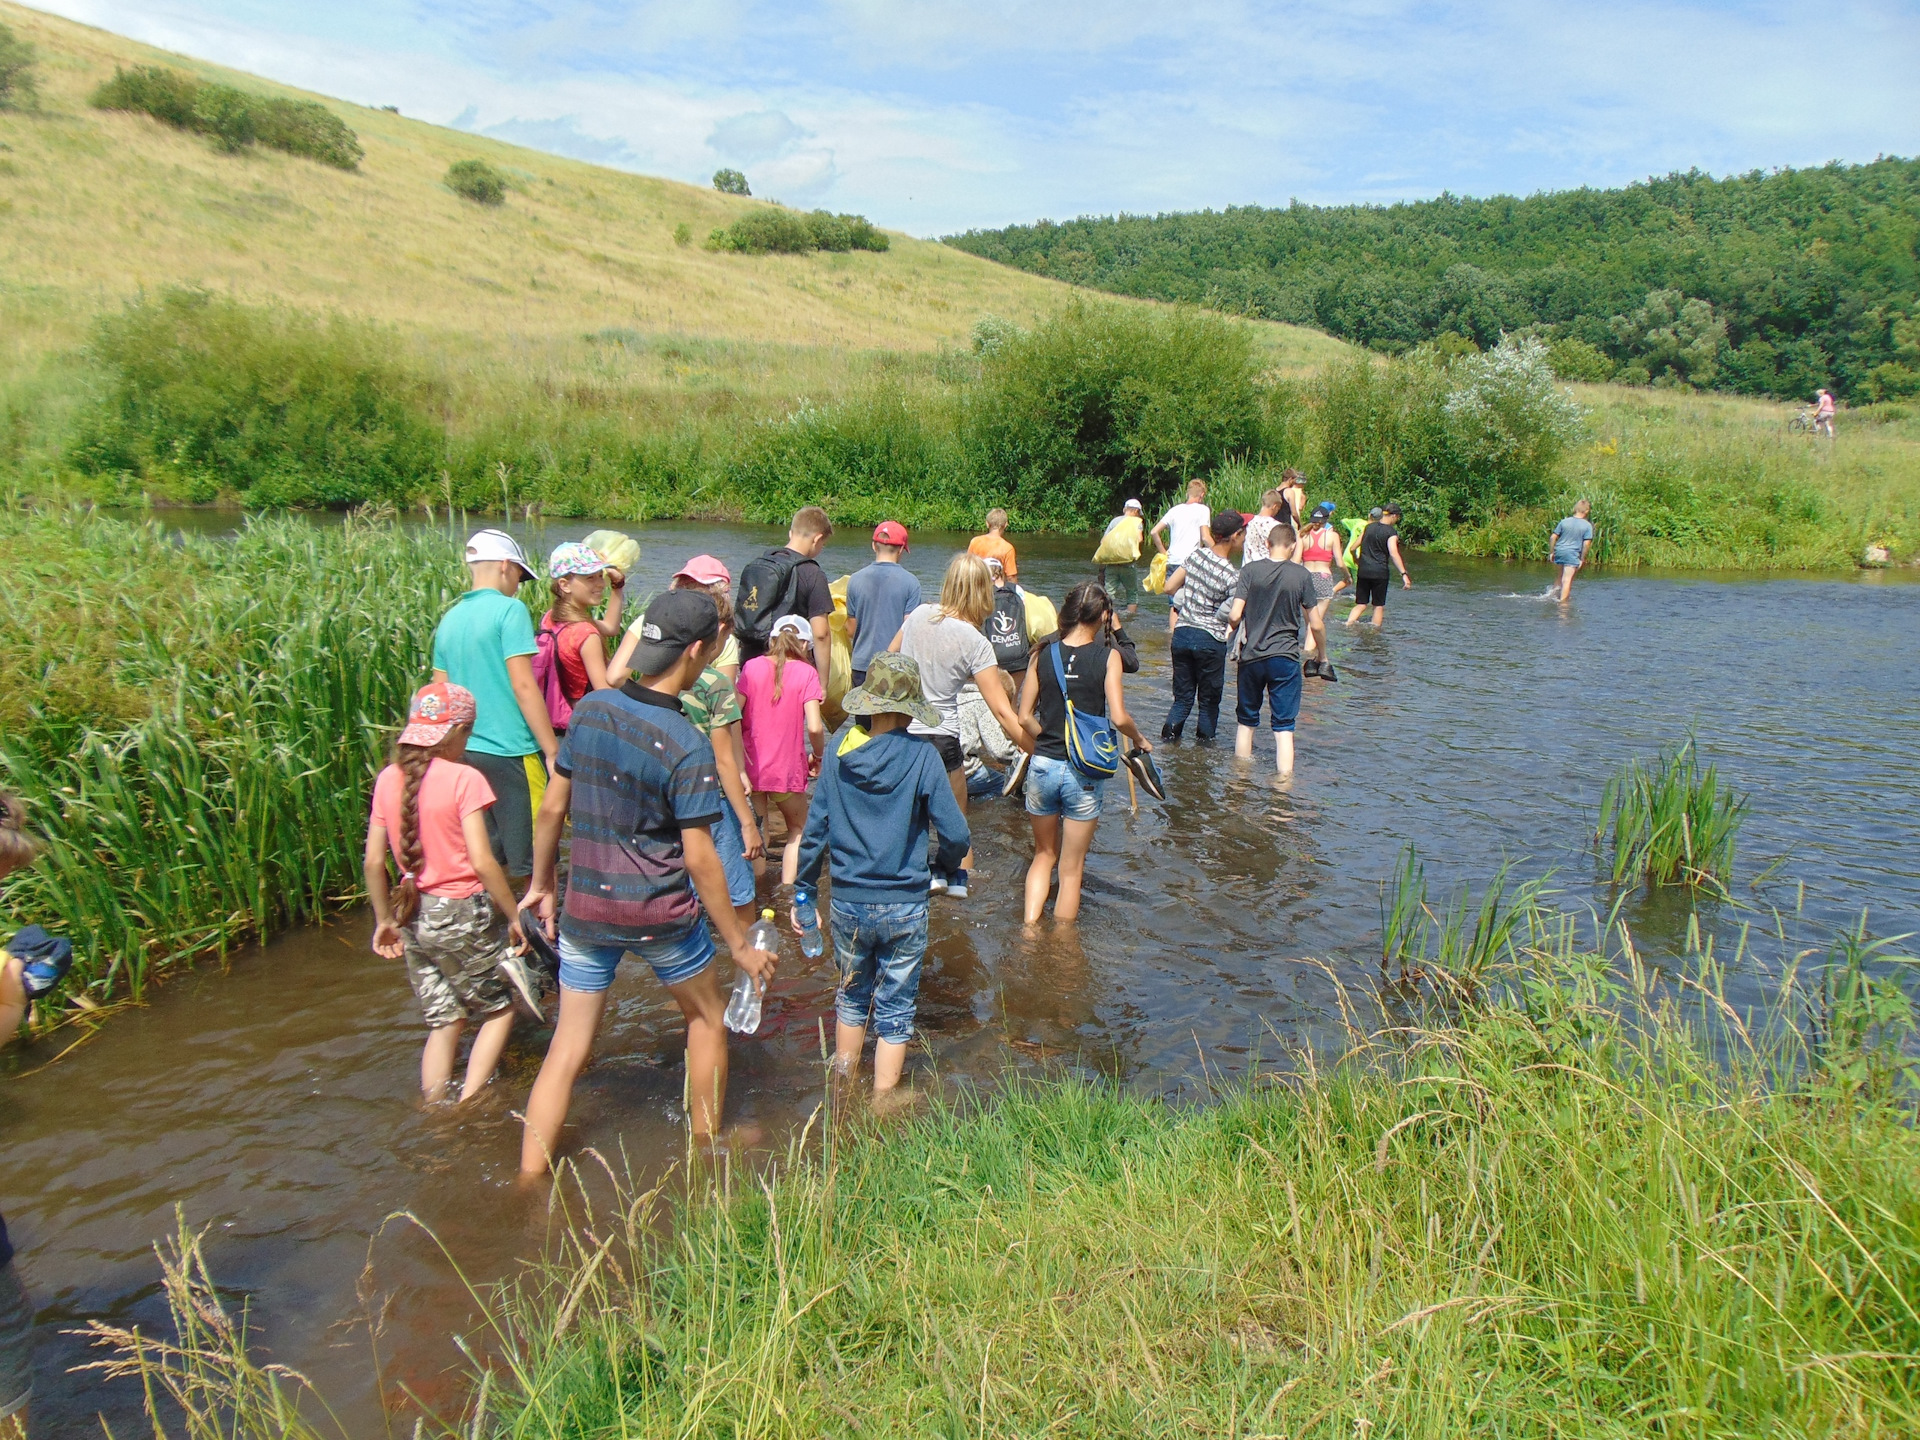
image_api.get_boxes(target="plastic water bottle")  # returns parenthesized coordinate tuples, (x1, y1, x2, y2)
(794, 888, 824, 958)
(724, 909, 780, 1035)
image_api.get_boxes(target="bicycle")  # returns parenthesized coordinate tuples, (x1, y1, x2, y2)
(1788, 407, 1818, 434)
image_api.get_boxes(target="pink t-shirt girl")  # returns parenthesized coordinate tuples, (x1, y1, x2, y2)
(368, 758, 496, 897)
(737, 654, 823, 794)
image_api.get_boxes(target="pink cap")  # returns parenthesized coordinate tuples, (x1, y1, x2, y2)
(872, 520, 909, 551)
(398, 682, 477, 747)
(672, 553, 732, 587)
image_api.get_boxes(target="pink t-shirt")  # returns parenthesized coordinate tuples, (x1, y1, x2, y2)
(368, 758, 496, 898)
(737, 654, 823, 794)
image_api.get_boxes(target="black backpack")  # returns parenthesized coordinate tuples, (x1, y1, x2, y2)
(734, 547, 806, 644)
(985, 585, 1031, 671)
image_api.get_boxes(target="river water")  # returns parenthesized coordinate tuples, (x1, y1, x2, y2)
(6, 520, 1918, 1436)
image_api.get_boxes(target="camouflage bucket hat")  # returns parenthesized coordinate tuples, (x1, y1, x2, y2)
(840, 652, 941, 728)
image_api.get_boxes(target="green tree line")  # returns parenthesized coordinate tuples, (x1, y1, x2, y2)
(944, 159, 1920, 403)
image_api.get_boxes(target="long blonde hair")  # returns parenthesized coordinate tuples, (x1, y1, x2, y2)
(767, 627, 812, 702)
(939, 552, 995, 628)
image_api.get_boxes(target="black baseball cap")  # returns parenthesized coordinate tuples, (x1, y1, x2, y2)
(1383, 503, 1403, 518)
(626, 589, 719, 676)
(1211, 509, 1246, 538)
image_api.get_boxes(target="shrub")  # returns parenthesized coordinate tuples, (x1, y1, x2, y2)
(1548, 337, 1615, 383)
(710, 208, 817, 254)
(71, 288, 443, 507)
(445, 158, 506, 205)
(1610, 290, 1726, 388)
(1442, 336, 1587, 508)
(672, 222, 692, 247)
(844, 215, 889, 252)
(90, 66, 362, 169)
(805, 210, 852, 251)
(965, 300, 1277, 525)
(712, 167, 750, 196)
(0, 21, 37, 107)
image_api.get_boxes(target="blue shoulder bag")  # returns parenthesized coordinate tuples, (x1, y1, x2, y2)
(1051, 642, 1120, 781)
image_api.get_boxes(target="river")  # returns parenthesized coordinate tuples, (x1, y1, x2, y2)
(5, 520, 1918, 1435)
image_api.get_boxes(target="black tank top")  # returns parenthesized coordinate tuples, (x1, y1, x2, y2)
(1035, 640, 1109, 761)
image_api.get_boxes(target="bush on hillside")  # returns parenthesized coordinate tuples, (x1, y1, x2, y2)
(964, 300, 1280, 525)
(90, 66, 362, 169)
(0, 22, 37, 107)
(1610, 290, 1726, 389)
(72, 288, 441, 507)
(713, 168, 750, 196)
(445, 158, 506, 205)
(1548, 336, 1615, 382)
(707, 208, 890, 255)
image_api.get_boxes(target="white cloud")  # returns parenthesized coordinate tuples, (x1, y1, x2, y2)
(707, 109, 806, 163)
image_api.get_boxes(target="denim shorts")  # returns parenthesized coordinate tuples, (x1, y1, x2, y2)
(1236, 655, 1303, 733)
(713, 805, 756, 909)
(832, 898, 931, 1046)
(0, 1258, 30, 1420)
(1024, 753, 1104, 823)
(557, 924, 716, 993)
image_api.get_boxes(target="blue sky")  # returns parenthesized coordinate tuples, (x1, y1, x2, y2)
(31, 0, 1920, 235)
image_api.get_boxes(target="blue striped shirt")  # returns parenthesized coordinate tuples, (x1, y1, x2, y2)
(555, 682, 723, 949)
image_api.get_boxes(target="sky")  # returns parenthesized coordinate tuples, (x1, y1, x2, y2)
(27, 0, 1920, 236)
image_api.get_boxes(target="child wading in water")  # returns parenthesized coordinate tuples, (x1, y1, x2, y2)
(737, 614, 826, 886)
(534, 541, 626, 733)
(365, 682, 535, 1102)
(794, 653, 970, 1099)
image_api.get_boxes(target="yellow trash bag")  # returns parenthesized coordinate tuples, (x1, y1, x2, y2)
(1143, 551, 1168, 595)
(822, 575, 856, 729)
(1091, 514, 1144, 565)
(581, 529, 640, 575)
(1021, 588, 1059, 641)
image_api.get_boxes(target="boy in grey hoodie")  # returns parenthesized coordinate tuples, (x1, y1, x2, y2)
(795, 653, 970, 1097)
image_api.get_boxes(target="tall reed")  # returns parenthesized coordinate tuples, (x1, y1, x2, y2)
(0, 508, 460, 1009)
(1596, 734, 1748, 890)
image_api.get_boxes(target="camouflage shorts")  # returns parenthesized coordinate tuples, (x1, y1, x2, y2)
(404, 894, 515, 1028)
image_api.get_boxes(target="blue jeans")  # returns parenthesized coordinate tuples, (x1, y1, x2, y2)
(557, 925, 716, 993)
(1166, 627, 1229, 739)
(713, 804, 756, 908)
(1236, 655, 1303, 732)
(831, 899, 931, 1045)
(1024, 753, 1105, 822)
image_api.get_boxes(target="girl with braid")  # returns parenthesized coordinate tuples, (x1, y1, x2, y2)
(364, 682, 534, 1102)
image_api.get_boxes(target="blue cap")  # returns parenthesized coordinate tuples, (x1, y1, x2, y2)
(1313, 501, 1336, 516)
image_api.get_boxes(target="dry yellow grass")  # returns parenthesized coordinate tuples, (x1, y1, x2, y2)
(0, 0, 1349, 417)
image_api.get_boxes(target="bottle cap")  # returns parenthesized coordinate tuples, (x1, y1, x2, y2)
(761, 908, 776, 920)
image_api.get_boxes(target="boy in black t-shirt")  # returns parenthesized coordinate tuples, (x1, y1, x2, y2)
(736, 506, 836, 690)
(1346, 503, 1412, 629)
(1229, 524, 1320, 775)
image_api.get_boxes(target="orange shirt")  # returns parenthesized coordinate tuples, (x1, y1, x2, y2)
(968, 532, 1018, 582)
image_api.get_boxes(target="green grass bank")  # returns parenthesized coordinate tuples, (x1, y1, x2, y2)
(106, 931, 1920, 1437)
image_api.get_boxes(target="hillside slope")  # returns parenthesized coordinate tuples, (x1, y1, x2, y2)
(946, 162, 1920, 402)
(0, 0, 1348, 407)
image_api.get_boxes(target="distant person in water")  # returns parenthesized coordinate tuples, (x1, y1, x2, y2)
(1295, 502, 1349, 678)
(1346, 504, 1411, 629)
(1550, 500, 1596, 602)
(1162, 509, 1245, 743)
(1229, 524, 1318, 776)
(968, 508, 1019, 584)
(1151, 478, 1212, 633)
(1093, 498, 1146, 617)
(845, 522, 921, 689)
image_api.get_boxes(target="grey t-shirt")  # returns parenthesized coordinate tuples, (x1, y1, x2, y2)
(898, 604, 997, 738)
(846, 561, 923, 673)
(1234, 559, 1319, 663)
(1552, 515, 1595, 564)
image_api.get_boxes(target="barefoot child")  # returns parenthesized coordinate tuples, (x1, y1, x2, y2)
(737, 614, 826, 886)
(794, 654, 970, 1097)
(365, 682, 535, 1102)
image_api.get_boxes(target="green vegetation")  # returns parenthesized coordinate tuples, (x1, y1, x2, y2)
(0, 19, 34, 106)
(946, 159, 1920, 401)
(89, 64, 362, 169)
(711, 167, 749, 196)
(1598, 736, 1749, 891)
(91, 910, 1920, 1437)
(446, 158, 508, 205)
(707, 207, 890, 255)
(0, 509, 451, 1013)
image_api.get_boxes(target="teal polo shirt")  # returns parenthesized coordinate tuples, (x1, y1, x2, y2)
(430, 588, 539, 758)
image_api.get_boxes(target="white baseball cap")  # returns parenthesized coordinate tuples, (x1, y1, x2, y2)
(1123, 498, 1143, 512)
(464, 528, 535, 580)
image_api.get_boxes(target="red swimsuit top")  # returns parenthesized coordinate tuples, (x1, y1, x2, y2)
(1299, 528, 1338, 564)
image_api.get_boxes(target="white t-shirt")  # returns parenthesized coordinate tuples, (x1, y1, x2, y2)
(1157, 502, 1212, 567)
(897, 604, 996, 738)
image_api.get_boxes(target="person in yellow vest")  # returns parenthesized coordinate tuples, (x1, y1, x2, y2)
(1092, 498, 1146, 617)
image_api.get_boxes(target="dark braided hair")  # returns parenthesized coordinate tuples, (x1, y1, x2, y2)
(388, 730, 467, 926)
(1057, 580, 1112, 636)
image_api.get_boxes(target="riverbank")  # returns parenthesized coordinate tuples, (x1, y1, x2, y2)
(102, 938, 1920, 1438)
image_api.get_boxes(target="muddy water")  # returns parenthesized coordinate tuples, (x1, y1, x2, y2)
(6, 521, 1919, 1435)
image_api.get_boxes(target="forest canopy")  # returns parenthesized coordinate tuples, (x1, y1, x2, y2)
(944, 159, 1920, 403)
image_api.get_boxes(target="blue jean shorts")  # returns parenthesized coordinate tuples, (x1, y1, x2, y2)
(1024, 753, 1105, 823)
(557, 924, 716, 993)
(831, 899, 931, 1046)
(713, 805, 756, 909)
(1237, 655, 1303, 733)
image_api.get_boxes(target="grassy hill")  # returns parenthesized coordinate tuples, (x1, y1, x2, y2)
(0, 0, 1345, 511)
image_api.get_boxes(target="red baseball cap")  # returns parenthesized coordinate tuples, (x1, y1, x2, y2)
(873, 521, 909, 552)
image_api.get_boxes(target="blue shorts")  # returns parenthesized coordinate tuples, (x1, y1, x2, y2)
(1237, 655, 1303, 733)
(713, 805, 756, 908)
(1024, 753, 1105, 822)
(557, 924, 716, 993)
(832, 899, 931, 1045)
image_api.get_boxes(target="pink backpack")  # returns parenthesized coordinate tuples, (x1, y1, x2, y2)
(530, 616, 575, 731)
